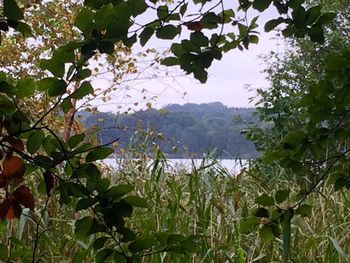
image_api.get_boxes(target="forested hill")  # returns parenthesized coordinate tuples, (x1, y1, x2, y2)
(81, 102, 259, 158)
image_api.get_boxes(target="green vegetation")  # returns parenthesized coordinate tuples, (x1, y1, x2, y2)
(0, 0, 349, 262)
(82, 103, 258, 158)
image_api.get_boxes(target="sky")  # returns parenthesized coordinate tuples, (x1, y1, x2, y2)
(91, 4, 282, 112)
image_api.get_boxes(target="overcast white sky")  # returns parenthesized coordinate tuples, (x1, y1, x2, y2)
(91, 4, 282, 112)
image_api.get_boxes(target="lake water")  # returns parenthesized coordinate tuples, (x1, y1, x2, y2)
(102, 158, 249, 175)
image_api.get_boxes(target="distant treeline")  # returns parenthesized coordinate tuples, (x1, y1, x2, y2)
(80, 102, 259, 159)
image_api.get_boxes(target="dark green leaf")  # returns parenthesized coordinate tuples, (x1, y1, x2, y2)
(264, 17, 285, 32)
(167, 234, 185, 245)
(161, 57, 178, 66)
(53, 46, 75, 63)
(287, 0, 304, 9)
(95, 4, 114, 30)
(47, 78, 66, 96)
(96, 248, 114, 263)
(15, 22, 32, 37)
(81, 42, 97, 57)
(157, 5, 169, 20)
(254, 207, 270, 217)
(295, 204, 312, 217)
(72, 250, 88, 263)
(68, 133, 85, 149)
(259, 225, 275, 242)
(275, 189, 290, 203)
(200, 12, 220, 29)
(0, 95, 16, 115)
(4, 0, 23, 21)
(308, 24, 324, 43)
(27, 130, 45, 154)
(190, 31, 209, 47)
(75, 217, 93, 240)
(305, 5, 321, 25)
(139, 27, 154, 46)
(129, 238, 158, 253)
(255, 193, 275, 206)
(0, 244, 8, 260)
(86, 147, 114, 162)
(156, 25, 179, 40)
(93, 237, 109, 251)
(98, 41, 115, 55)
(292, 6, 306, 29)
(107, 184, 134, 198)
(75, 8, 94, 33)
(318, 13, 336, 24)
(16, 78, 36, 98)
(40, 59, 65, 78)
(253, 0, 271, 12)
(118, 227, 136, 242)
(71, 81, 94, 100)
(124, 196, 148, 208)
(76, 198, 98, 211)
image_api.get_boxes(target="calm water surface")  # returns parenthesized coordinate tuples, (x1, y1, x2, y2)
(102, 158, 249, 175)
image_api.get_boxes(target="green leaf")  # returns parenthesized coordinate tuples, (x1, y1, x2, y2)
(318, 12, 336, 24)
(27, 130, 45, 154)
(68, 133, 85, 149)
(305, 5, 321, 25)
(72, 250, 88, 263)
(275, 189, 290, 203)
(93, 237, 109, 251)
(96, 248, 114, 263)
(292, 6, 306, 29)
(75, 217, 93, 240)
(240, 216, 260, 234)
(15, 22, 32, 37)
(259, 225, 275, 242)
(308, 24, 324, 43)
(53, 46, 75, 63)
(75, 8, 94, 34)
(161, 57, 178, 66)
(106, 184, 134, 198)
(253, 0, 271, 12)
(249, 35, 259, 44)
(47, 78, 66, 97)
(255, 193, 275, 206)
(40, 59, 65, 78)
(254, 207, 270, 217)
(124, 196, 148, 208)
(81, 41, 97, 57)
(86, 147, 114, 162)
(129, 238, 158, 253)
(95, 178, 110, 193)
(0, 95, 16, 115)
(16, 78, 36, 98)
(264, 17, 285, 32)
(157, 5, 169, 20)
(71, 82, 94, 100)
(0, 244, 8, 260)
(200, 12, 220, 29)
(190, 31, 209, 47)
(117, 227, 136, 242)
(156, 25, 179, 39)
(95, 4, 114, 30)
(98, 41, 115, 55)
(4, 0, 23, 21)
(139, 27, 154, 46)
(76, 198, 98, 211)
(287, 0, 304, 9)
(295, 204, 312, 217)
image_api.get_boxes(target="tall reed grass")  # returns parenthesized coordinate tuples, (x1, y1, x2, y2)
(1, 152, 350, 262)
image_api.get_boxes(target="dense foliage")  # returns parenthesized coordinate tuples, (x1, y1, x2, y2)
(0, 0, 345, 262)
(82, 103, 258, 158)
